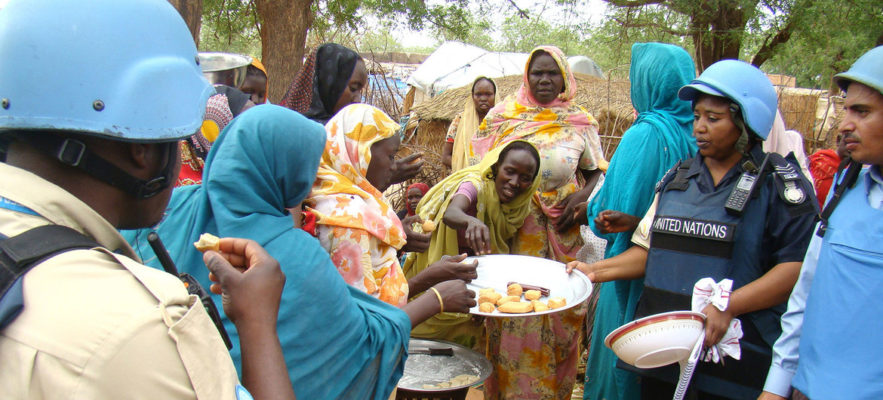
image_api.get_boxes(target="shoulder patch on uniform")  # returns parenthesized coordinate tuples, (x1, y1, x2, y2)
(768, 153, 810, 206)
(236, 385, 254, 400)
(782, 181, 807, 204)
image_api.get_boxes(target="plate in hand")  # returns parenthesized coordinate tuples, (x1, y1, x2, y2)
(465, 254, 592, 317)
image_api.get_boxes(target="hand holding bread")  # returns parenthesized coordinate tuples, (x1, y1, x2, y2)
(194, 233, 221, 252)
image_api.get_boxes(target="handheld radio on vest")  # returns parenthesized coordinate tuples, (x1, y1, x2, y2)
(725, 153, 770, 216)
(147, 232, 233, 350)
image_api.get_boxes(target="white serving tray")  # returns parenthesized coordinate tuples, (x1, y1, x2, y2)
(465, 254, 592, 317)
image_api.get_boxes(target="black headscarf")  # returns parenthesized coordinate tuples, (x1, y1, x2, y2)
(279, 43, 361, 124)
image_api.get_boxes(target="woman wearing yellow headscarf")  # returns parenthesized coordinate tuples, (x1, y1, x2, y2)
(469, 45, 607, 399)
(306, 103, 477, 326)
(443, 76, 499, 171)
(403, 140, 542, 348)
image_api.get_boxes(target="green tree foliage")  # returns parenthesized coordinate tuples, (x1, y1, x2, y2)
(200, 0, 261, 56)
(198, 0, 879, 95)
(594, 0, 880, 84)
(586, 4, 692, 77)
(755, 0, 882, 89)
(199, 0, 474, 101)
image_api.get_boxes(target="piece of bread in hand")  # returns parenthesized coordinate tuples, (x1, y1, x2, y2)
(193, 233, 221, 252)
(498, 301, 533, 313)
(422, 220, 436, 232)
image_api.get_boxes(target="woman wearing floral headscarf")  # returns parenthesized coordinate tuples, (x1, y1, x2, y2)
(469, 45, 607, 399)
(471, 45, 606, 263)
(305, 103, 476, 322)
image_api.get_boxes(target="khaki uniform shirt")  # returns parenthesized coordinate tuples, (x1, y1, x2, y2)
(631, 194, 659, 249)
(0, 163, 241, 399)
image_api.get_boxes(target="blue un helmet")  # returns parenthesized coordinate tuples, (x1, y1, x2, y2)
(678, 59, 778, 140)
(0, 0, 213, 141)
(0, 0, 214, 198)
(833, 46, 883, 95)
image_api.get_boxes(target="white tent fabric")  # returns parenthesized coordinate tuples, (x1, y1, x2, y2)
(405, 41, 605, 97)
(568, 55, 605, 78)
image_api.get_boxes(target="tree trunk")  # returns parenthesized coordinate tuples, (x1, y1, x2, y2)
(690, 3, 751, 72)
(607, 0, 757, 73)
(167, 0, 203, 47)
(255, 0, 315, 103)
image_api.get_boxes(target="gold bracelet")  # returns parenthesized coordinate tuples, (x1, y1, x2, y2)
(429, 287, 444, 313)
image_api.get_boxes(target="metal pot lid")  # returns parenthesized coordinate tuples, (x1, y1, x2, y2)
(197, 52, 251, 72)
(397, 338, 492, 392)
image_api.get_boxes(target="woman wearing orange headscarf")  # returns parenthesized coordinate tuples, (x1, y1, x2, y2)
(239, 57, 268, 104)
(469, 45, 607, 399)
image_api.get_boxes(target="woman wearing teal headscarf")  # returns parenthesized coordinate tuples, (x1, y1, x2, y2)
(581, 43, 697, 400)
(123, 105, 410, 400)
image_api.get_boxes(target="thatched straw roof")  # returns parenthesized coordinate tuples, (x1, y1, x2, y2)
(411, 73, 633, 121)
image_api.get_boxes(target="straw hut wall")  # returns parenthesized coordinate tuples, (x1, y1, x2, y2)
(775, 87, 834, 154)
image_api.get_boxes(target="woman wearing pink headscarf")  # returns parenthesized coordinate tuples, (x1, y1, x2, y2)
(469, 45, 607, 399)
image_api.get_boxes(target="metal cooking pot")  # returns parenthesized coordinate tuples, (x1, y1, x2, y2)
(395, 339, 492, 400)
(198, 52, 251, 87)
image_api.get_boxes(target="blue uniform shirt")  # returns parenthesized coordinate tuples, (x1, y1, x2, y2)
(765, 165, 883, 398)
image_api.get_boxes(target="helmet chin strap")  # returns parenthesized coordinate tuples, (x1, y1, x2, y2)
(729, 103, 752, 157)
(17, 134, 178, 199)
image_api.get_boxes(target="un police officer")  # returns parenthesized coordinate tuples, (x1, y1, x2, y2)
(0, 1, 294, 398)
(568, 60, 817, 399)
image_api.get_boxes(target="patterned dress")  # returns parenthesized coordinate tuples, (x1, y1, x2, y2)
(306, 104, 410, 307)
(469, 45, 607, 399)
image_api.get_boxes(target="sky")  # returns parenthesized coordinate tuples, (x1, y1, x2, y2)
(393, 0, 609, 49)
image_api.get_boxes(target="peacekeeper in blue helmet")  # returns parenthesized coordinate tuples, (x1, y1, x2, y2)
(760, 46, 883, 400)
(0, 0, 295, 399)
(568, 59, 818, 398)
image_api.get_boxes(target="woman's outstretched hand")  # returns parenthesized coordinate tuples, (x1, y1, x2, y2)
(401, 215, 431, 253)
(464, 218, 492, 255)
(594, 210, 641, 234)
(433, 280, 477, 314)
(553, 191, 589, 233)
(391, 153, 424, 184)
(427, 253, 478, 284)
